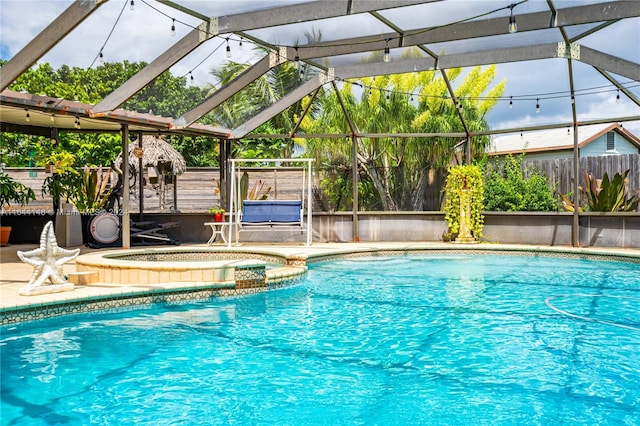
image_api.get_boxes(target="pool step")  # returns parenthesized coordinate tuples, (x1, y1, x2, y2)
(67, 271, 98, 285)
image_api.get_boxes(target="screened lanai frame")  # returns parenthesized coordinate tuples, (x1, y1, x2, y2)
(0, 0, 638, 247)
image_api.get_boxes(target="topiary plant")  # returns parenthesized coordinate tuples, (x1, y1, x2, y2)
(443, 164, 484, 241)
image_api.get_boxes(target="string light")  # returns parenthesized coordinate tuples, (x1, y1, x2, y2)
(294, 47, 300, 69)
(75, 116, 81, 129)
(226, 38, 231, 58)
(508, 4, 518, 34)
(616, 89, 620, 103)
(25, 109, 30, 122)
(129, 0, 134, 11)
(239, 37, 243, 50)
(171, 19, 176, 37)
(189, 72, 194, 84)
(333, 76, 637, 115)
(99, 50, 104, 62)
(383, 39, 390, 63)
(299, 64, 305, 79)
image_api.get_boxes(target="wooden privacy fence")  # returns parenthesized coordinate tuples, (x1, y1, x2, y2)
(3, 154, 638, 213)
(524, 153, 640, 202)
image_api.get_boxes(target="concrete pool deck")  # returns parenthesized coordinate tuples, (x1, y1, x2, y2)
(1, 242, 639, 323)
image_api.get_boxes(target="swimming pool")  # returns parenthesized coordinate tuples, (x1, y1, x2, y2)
(1, 254, 639, 425)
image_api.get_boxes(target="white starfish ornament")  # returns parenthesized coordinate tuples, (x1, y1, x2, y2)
(17, 221, 80, 296)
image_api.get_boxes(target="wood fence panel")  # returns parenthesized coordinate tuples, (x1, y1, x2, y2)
(524, 153, 640, 210)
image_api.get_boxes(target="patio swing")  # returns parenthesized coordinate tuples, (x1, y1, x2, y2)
(227, 158, 314, 246)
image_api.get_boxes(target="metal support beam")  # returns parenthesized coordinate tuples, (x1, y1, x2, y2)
(293, 2, 639, 63)
(594, 68, 640, 108)
(0, 0, 107, 91)
(121, 124, 131, 249)
(331, 79, 362, 243)
(578, 46, 640, 81)
(352, 135, 360, 243)
(441, 69, 470, 161)
(92, 22, 216, 113)
(214, 0, 435, 33)
(231, 71, 334, 138)
(137, 132, 144, 222)
(565, 57, 580, 247)
(173, 52, 284, 129)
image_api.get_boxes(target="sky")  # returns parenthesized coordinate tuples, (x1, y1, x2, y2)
(1, 0, 638, 135)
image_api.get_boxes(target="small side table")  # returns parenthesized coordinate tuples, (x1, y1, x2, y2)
(205, 221, 232, 245)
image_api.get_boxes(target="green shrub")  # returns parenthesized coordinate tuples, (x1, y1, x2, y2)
(483, 154, 557, 212)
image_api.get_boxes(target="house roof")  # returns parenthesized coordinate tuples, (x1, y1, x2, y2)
(488, 123, 640, 156)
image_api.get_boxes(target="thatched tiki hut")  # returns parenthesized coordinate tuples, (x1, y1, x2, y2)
(115, 135, 186, 212)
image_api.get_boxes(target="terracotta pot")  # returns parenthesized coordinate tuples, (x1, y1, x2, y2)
(0, 226, 11, 246)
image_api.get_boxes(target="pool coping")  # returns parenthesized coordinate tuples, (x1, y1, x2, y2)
(1, 243, 639, 325)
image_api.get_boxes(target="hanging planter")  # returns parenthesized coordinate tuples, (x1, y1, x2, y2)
(443, 164, 484, 243)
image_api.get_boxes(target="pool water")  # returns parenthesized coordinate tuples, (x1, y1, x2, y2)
(1, 254, 639, 425)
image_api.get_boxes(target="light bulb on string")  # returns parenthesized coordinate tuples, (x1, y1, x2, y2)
(616, 89, 620, 103)
(171, 19, 176, 37)
(535, 98, 540, 113)
(239, 37, 243, 50)
(294, 47, 300, 69)
(99, 50, 104, 62)
(508, 4, 517, 33)
(509, 96, 513, 109)
(25, 109, 30, 122)
(129, 0, 134, 11)
(383, 39, 390, 63)
(189, 72, 194, 84)
(299, 65, 305, 79)
(226, 38, 231, 58)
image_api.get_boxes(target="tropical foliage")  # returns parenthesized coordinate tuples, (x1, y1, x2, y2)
(0, 172, 36, 210)
(483, 154, 558, 211)
(69, 166, 115, 213)
(561, 170, 640, 212)
(1, 60, 212, 167)
(300, 50, 504, 211)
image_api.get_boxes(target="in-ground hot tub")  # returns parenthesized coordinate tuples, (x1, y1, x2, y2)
(75, 247, 307, 289)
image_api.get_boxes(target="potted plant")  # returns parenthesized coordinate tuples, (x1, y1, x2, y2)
(0, 172, 36, 245)
(70, 166, 115, 244)
(443, 164, 484, 243)
(40, 151, 78, 215)
(209, 207, 226, 222)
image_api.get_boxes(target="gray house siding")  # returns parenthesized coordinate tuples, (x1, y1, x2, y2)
(581, 131, 640, 157)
